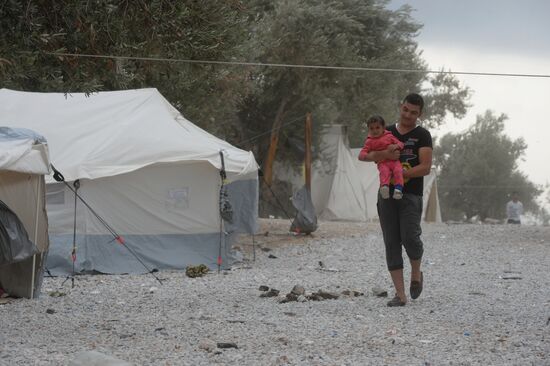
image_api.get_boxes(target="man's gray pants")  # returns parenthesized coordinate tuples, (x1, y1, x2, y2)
(377, 193, 424, 271)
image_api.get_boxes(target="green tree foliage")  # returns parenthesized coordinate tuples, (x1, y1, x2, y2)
(239, 0, 470, 161)
(0, 0, 250, 136)
(236, 0, 470, 215)
(434, 111, 541, 221)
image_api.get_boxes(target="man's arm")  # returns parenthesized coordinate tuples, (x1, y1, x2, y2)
(403, 146, 432, 179)
(358, 145, 400, 163)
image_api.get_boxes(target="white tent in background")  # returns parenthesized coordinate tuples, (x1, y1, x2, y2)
(0, 127, 50, 298)
(0, 88, 258, 275)
(300, 125, 441, 222)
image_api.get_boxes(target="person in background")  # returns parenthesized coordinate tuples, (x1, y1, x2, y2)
(358, 93, 432, 307)
(506, 191, 523, 224)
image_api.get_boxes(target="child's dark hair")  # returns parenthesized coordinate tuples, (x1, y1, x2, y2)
(366, 114, 385, 127)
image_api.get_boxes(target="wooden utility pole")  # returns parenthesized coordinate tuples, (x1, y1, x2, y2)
(263, 98, 289, 186)
(304, 112, 312, 191)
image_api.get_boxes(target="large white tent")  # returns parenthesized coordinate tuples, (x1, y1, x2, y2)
(0, 127, 50, 298)
(0, 88, 258, 274)
(277, 125, 441, 223)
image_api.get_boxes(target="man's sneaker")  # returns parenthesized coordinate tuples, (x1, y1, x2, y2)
(379, 185, 390, 199)
(393, 189, 403, 200)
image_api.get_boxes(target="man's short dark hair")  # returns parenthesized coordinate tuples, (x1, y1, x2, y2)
(403, 93, 424, 112)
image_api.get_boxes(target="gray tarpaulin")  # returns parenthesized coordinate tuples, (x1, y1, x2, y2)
(0, 200, 39, 265)
(290, 185, 318, 234)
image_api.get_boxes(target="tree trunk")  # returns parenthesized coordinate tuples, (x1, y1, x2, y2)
(263, 97, 289, 186)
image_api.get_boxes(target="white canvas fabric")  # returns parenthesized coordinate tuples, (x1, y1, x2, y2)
(0, 127, 50, 175)
(0, 88, 256, 182)
(0, 89, 258, 275)
(311, 125, 368, 221)
(275, 125, 441, 223)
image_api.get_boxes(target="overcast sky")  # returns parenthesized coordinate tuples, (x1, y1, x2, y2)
(388, 0, 550, 205)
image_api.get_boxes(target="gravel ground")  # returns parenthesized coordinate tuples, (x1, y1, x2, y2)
(1, 220, 549, 366)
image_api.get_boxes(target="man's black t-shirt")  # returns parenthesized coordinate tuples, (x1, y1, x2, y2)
(387, 124, 432, 196)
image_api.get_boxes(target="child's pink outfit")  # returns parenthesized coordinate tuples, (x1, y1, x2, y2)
(358, 130, 405, 198)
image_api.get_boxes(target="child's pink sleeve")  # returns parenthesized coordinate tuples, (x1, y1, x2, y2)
(358, 138, 372, 161)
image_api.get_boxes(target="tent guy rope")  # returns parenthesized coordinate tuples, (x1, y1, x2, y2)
(50, 164, 164, 285)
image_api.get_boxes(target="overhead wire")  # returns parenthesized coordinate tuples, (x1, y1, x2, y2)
(37, 52, 548, 210)
(39, 51, 550, 79)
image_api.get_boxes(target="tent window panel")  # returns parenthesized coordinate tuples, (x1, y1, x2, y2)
(165, 187, 189, 212)
(46, 183, 65, 205)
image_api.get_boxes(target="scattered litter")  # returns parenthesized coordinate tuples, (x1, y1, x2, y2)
(49, 291, 66, 297)
(316, 267, 341, 273)
(46, 309, 56, 314)
(463, 331, 470, 336)
(185, 264, 209, 278)
(260, 288, 280, 298)
(501, 275, 522, 280)
(279, 293, 299, 303)
(275, 337, 289, 345)
(268, 254, 278, 259)
(307, 290, 339, 301)
(468, 291, 486, 296)
(371, 287, 388, 297)
(259, 285, 269, 291)
(341, 289, 364, 297)
(217, 342, 238, 349)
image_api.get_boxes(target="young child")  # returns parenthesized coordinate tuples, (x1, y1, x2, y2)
(358, 115, 404, 199)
